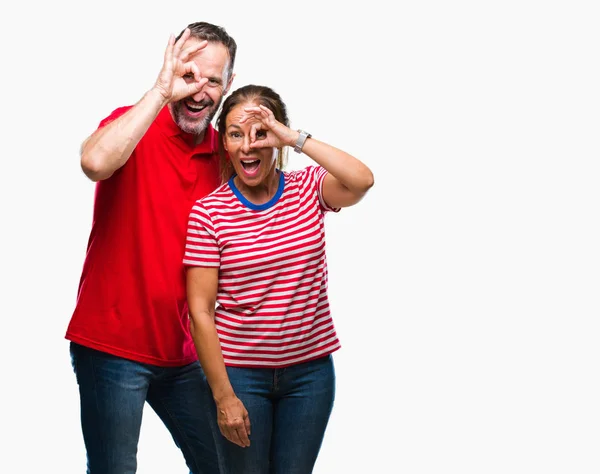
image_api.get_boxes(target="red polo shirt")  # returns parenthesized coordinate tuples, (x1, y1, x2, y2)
(65, 105, 221, 366)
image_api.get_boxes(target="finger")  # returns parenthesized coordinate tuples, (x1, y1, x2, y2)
(250, 123, 260, 143)
(244, 415, 251, 436)
(249, 135, 268, 149)
(190, 62, 202, 83)
(239, 109, 260, 124)
(220, 425, 241, 447)
(228, 426, 247, 448)
(163, 34, 175, 64)
(238, 113, 252, 124)
(187, 77, 208, 96)
(243, 106, 261, 115)
(257, 106, 276, 126)
(180, 40, 208, 62)
(183, 61, 202, 82)
(259, 105, 275, 120)
(172, 28, 190, 58)
(235, 426, 251, 447)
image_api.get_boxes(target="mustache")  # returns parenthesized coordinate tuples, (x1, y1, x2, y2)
(182, 97, 214, 108)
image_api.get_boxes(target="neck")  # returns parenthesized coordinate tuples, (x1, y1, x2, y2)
(234, 170, 280, 205)
(167, 103, 207, 145)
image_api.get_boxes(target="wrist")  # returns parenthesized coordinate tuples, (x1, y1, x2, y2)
(289, 130, 301, 148)
(146, 87, 170, 108)
(293, 130, 312, 153)
(212, 384, 236, 404)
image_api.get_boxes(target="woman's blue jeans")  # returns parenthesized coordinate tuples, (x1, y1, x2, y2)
(209, 355, 336, 474)
(70, 342, 219, 474)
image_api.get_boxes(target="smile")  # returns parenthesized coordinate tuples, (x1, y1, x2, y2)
(241, 159, 260, 176)
(184, 102, 208, 115)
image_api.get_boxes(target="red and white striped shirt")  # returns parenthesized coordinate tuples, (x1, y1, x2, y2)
(184, 166, 341, 368)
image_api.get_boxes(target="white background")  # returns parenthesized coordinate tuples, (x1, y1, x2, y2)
(1, 0, 599, 473)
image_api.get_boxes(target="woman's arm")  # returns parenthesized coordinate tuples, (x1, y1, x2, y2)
(242, 105, 375, 209)
(186, 266, 251, 447)
(299, 137, 375, 209)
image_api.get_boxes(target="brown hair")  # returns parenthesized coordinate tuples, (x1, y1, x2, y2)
(216, 85, 290, 183)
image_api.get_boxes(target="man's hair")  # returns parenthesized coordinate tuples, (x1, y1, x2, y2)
(176, 22, 237, 83)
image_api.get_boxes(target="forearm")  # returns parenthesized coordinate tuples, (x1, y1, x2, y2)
(81, 88, 168, 181)
(189, 311, 235, 402)
(299, 137, 374, 194)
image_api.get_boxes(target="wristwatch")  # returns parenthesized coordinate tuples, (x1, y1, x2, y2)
(294, 130, 312, 154)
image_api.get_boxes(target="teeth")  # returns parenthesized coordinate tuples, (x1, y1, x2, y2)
(187, 104, 206, 111)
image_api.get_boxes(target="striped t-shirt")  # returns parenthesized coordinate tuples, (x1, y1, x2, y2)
(183, 166, 341, 368)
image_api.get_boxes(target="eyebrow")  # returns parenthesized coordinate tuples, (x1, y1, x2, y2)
(206, 75, 223, 85)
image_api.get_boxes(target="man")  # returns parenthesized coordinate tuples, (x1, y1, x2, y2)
(65, 22, 236, 474)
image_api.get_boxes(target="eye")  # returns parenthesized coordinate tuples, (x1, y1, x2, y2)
(208, 78, 221, 87)
(256, 130, 267, 139)
(183, 73, 194, 81)
(228, 131, 242, 140)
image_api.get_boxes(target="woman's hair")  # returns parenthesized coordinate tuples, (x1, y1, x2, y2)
(216, 85, 290, 183)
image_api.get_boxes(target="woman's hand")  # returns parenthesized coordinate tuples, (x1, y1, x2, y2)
(215, 394, 252, 447)
(239, 105, 298, 150)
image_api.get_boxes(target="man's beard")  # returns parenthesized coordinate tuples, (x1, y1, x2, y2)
(171, 97, 222, 136)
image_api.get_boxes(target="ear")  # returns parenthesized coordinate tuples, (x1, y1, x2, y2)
(223, 72, 236, 96)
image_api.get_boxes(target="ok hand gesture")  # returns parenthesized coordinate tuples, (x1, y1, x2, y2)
(152, 28, 209, 103)
(240, 105, 299, 150)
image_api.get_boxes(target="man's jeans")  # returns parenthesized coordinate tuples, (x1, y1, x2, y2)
(70, 342, 219, 474)
(209, 354, 336, 474)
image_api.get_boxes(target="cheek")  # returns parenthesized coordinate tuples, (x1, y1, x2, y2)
(256, 148, 273, 160)
(208, 87, 223, 103)
(267, 148, 278, 162)
(227, 142, 244, 161)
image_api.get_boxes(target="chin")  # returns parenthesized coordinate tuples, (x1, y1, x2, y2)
(237, 173, 261, 187)
(180, 115, 208, 134)
(173, 105, 214, 135)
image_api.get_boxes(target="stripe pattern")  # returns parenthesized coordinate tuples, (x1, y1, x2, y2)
(184, 166, 341, 367)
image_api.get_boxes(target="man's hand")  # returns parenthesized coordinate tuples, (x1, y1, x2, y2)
(152, 28, 209, 103)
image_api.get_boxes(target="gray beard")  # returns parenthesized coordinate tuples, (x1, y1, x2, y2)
(172, 99, 221, 136)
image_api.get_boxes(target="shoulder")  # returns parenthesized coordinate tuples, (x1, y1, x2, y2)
(195, 182, 234, 211)
(98, 105, 133, 129)
(284, 166, 325, 185)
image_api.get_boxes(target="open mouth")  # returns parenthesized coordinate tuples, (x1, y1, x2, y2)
(184, 102, 208, 115)
(241, 159, 260, 175)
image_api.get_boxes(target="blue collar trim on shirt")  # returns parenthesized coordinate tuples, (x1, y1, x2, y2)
(228, 171, 285, 211)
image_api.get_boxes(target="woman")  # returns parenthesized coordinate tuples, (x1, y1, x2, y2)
(183, 84, 374, 473)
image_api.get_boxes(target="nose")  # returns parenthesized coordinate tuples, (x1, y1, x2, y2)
(191, 87, 206, 102)
(241, 136, 251, 154)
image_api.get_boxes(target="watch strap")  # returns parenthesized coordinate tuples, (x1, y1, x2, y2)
(294, 130, 312, 153)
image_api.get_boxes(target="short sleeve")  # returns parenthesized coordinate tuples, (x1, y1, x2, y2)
(98, 106, 132, 129)
(183, 202, 220, 267)
(313, 166, 341, 213)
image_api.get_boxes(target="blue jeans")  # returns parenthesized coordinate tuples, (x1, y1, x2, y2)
(209, 355, 336, 474)
(70, 342, 219, 474)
